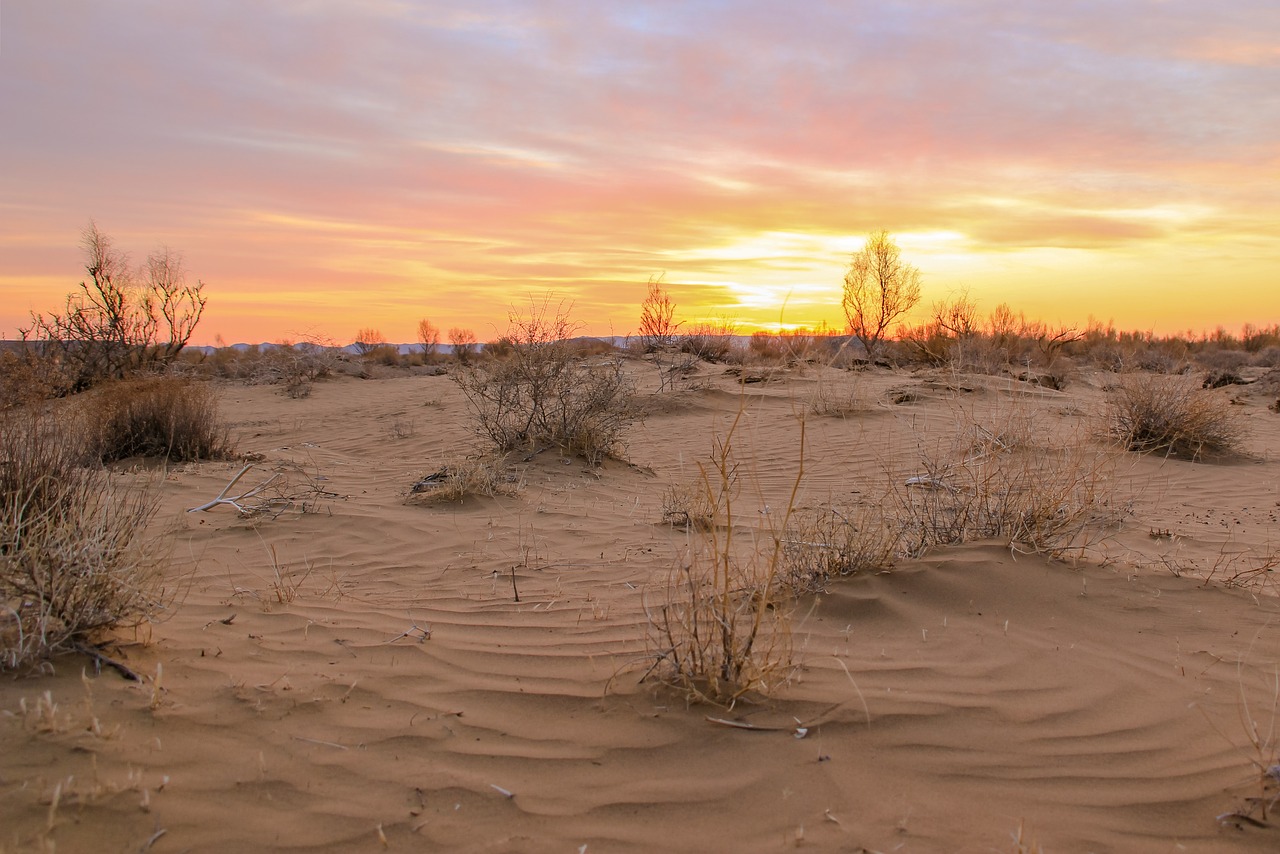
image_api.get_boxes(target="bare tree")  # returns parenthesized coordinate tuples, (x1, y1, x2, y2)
(353, 327, 385, 357)
(638, 273, 681, 353)
(417, 318, 441, 357)
(25, 222, 207, 391)
(449, 327, 478, 363)
(143, 246, 207, 363)
(841, 230, 922, 362)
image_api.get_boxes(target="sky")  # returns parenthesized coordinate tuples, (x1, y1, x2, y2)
(2, 1, 1278, 345)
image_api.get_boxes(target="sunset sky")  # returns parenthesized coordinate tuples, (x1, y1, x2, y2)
(2, 1, 1277, 345)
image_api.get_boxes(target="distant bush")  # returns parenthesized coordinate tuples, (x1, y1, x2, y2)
(0, 408, 164, 670)
(453, 298, 639, 465)
(1106, 374, 1244, 459)
(678, 321, 738, 363)
(84, 377, 236, 463)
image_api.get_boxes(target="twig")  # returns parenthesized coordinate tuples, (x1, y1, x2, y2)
(138, 827, 167, 852)
(293, 735, 349, 750)
(72, 642, 141, 682)
(187, 464, 281, 514)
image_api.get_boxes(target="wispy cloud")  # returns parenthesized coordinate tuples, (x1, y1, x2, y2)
(2, 0, 1277, 341)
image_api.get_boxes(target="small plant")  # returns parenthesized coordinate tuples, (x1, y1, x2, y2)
(1106, 373, 1244, 459)
(82, 376, 236, 463)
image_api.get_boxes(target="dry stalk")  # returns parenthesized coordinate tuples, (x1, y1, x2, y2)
(645, 411, 804, 704)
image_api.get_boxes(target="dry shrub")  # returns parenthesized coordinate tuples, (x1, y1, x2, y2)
(808, 372, 871, 416)
(679, 321, 738, 363)
(453, 298, 639, 465)
(660, 479, 719, 530)
(83, 376, 236, 463)
(1106, 373, 1244, 459)
(1, 409, 164, 670)
(408, 455, 524, 504)
(0, 350, 72, 407)
(891, 408, 1116, 558)
(646, 417, 799, 704)
(781, 502, 897, 592)
(790, 401, 1117, 571)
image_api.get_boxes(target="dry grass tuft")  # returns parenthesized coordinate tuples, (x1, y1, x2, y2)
(83, 376, 236, 463)
(891, 409, 1117, 558)
(1105, 373, 1245, 459)
(781, 502, 897, 592)
(1, 408, 165, 671)
(409, 455, 524, 504)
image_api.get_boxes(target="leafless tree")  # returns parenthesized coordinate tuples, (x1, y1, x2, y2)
(417, 318, 441, 357)
(638, 273, 681, 353)
(449, 327, 479, 363)
(841, 230, 922, 362)
(353, 327, 386, 357)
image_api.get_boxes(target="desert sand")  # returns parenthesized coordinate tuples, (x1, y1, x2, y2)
(4, 361, 1280, 853)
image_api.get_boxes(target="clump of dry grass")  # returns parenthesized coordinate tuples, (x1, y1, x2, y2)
(781, 502, 897, 592)
(82, 376, 236, 463)
(646, 416, 800, 704)
(1, 408, 165, 671)
(1105, 373, 1245, 459)
(660, 470, 732, 531)
(891, 405, 1117, 558)
(408, 455, 524, 504)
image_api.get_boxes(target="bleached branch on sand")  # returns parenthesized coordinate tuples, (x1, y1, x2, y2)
(187, 464, 281, 514)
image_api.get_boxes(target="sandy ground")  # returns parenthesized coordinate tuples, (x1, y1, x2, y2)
(4, 361, 1280, 853)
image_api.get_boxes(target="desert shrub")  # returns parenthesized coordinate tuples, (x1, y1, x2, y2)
(367, 344, 402, 367)
(1197, 348, 1251, 372)
(892, 440, 1113, 558)
(781, 503, 896, 592)
(0, 350, 71, 408)
(453, 298, 639, 465)
(1105, 374, 1244, 459)
(661, 476, 724, 531)
(646, 420, 797, 703)
(887, 405, 1115, 557)
(1, 408, 163, 670)
(408, 455, 524, 504)
(1252, 346, 1280, 368)
(83, 377, 236, 463)
(679, 321, 737, 362)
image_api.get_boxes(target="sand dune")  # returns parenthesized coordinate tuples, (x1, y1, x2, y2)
(4, 363, 1280, 852)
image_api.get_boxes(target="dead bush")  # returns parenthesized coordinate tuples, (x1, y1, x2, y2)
(83, 377, 236, 463)
(1106, 374, 1244, 459)
(1, 409, 164, 670)
(453, 297, 639, 465)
